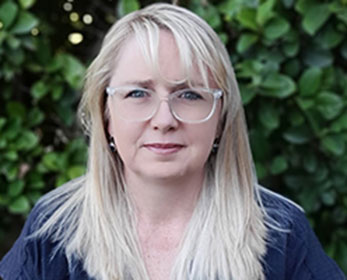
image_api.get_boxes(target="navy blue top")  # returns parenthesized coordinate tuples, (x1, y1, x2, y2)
(0, 187, 345, 280)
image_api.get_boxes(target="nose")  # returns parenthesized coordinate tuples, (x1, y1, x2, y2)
(150, 98, 179, 132)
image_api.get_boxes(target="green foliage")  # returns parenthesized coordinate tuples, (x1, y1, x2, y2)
(0, 0, 346, 274)
(0, 0, 87, 235)
(188, 0, 347, 272)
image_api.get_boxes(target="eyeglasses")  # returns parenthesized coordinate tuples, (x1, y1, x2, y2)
(106, 86, 223, 123)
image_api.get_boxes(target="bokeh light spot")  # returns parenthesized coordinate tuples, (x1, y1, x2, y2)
(68, 32, 83, 45)
(63, 2, 73, 11)
(31, 28, 39, 36)
(83, 14, 93, 25)
(70, 12, 79, 22)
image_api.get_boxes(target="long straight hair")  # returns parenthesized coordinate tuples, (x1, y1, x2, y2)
(34, 3, 267, 279)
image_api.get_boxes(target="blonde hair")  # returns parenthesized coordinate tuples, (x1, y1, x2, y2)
(34, 3, 268, 279)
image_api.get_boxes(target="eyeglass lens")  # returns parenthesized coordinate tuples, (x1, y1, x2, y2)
(109, 88, 218, 123)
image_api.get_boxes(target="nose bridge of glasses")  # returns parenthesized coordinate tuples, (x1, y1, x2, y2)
(149, 93, 178, 121)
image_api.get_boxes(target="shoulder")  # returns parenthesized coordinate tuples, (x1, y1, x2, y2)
(0, 176, 89, 280)
(258, 185, 345, 280)
(258, 185, 305, 230)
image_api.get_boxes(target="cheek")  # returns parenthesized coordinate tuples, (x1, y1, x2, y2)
(110, 118, 143, 159)
(189, 123, 218, 154)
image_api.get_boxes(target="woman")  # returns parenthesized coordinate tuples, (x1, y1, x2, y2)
(0, 3, 344, 280)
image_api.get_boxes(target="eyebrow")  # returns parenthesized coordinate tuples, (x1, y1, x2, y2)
(118, 79, 205, 90)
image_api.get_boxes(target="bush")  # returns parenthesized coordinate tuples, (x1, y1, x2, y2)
(0, 0, 87, 252)
(0, 0, 346, 273)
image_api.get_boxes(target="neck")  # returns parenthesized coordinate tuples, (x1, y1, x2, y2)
(125, 170, 204, 226)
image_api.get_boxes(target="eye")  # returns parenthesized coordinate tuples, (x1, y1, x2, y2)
(178, 90, 203, 100)
(125, 89, 150, 98)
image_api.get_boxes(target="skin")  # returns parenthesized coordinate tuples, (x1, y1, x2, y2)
(107, 30, 221, 280)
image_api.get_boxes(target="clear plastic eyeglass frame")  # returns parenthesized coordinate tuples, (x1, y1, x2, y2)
(106, 86, 223, 124)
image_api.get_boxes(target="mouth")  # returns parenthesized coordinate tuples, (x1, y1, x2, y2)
(143, 143, 185, 155)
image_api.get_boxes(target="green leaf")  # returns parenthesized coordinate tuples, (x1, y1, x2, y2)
(2, 118, 21, 140)
(302, 4, 331, 35)
(42, 152, 66, 171)
(283, 126, 312, 144)
(27, 108, 44, 127)
(264, 17, 290, 40)
(6, 34, 20, 49)
(259, 103, 280, 130)
(236, 33, 258, 53)
(0, 138, 6, 149)
(282, 41, 299, 58)
(59, 54, 85, 89)
(19, 0, 36, 9)
(256, 0, 276, 26)
(303, 153, 317, 173)
(331, 112, 347, 133)
(298, 187, 321, 213)
(255, 162, 268, 180)
(260, 73, 296, 98)
(51, 85, 63, 100)
(298, 67, 323, 97)
(336, 8, 347, 25)
(6, 101, 27, 119)
(56, 174, 69, 187)
(16, 130, 39, 150)
(316, 25, 344, 50)
(236, 8, 258, 31)
(28, 173, 44, 189)
(8, 180, 25, 197)
(31, 80, 49, 100)
(9, 196, 30, 214)
(282, 0, 294, 8)
(3, 163, 19, 181)
(4, 150, 18, 161)
(11, 11, 38, 34)
(270, 155, 288, 175)
(67, 165, 85, 179)
(321, 190, 336, 206)
(117, 0, 139, 17)
(315, 91, 343, 120)
(194, 5, 221, 29)
(7, 48, 25, 65)
(303, 47, 333, 67)
(295, 0, 314, 14)
(321, 135, 345, 156)
(0, 118, 6, 131)
(0, 1, 18, 29)
(239, 84, 257, 105)
(235, 60, 263, 82)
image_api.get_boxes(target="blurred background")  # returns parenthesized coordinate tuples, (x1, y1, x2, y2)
(0, 0, 346, 274)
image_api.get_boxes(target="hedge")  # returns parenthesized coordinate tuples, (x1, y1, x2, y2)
(0, 0, 346, 273)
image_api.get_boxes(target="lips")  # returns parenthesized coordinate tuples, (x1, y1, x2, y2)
(143, 143, 185, 155)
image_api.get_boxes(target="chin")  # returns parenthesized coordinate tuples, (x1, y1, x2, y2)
(139, 164, 189, 181)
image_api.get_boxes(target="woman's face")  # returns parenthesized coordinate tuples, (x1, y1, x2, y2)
(107, 31, 221, 183)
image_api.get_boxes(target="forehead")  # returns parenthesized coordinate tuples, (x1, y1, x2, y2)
(109, 30, 208, 87)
